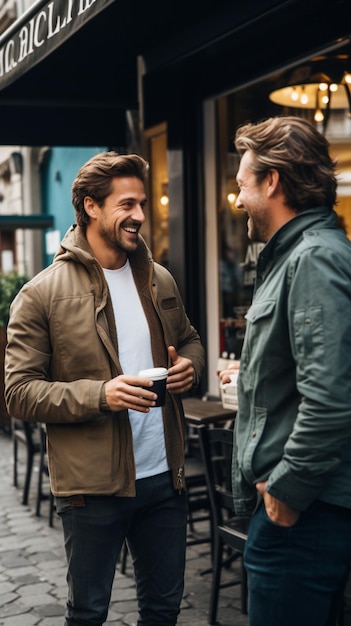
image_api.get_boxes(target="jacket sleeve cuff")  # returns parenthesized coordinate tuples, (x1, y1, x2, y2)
(266, 460, 324, 511)
(99, 384, 111, 412)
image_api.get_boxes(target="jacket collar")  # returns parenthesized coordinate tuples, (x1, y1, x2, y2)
(258, 207, 338, 268)
(54, 224, 153, 272)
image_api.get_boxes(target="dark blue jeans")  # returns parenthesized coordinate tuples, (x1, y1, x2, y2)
(56, 471, 188, 626)
(244, 500, 351, 626)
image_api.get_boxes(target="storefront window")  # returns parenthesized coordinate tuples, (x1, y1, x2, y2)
(215, 94, 264, 359)
(330, 138, 351, 238)
(217, 184, 260, 359)
(146, 125, 169, 268)
(215, 85, 351, 360)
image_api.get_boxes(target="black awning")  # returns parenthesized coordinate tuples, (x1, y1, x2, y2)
(0, 0, 117, 91)
(1, 0, 305, 146)
(0, 0, 348, 145)
(0, 0, 138, 146)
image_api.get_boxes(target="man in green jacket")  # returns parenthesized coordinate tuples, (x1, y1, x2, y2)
(5, 152, 205, 626)
(219, 116, 351, 626)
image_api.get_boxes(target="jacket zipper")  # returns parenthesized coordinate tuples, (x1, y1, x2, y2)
(177, 466, 184, 492)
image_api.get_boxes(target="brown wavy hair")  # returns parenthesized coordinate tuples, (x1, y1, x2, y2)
(234, 116, 338, 211)
(72, 152, 150, 227)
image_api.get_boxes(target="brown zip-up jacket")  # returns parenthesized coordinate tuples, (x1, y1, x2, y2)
(5, 225, 205, 497)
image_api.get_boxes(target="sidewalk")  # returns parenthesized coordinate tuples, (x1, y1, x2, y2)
(0, 429, 248, 626)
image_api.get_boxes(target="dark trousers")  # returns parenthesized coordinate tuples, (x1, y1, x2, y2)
(56, 471, 188, 626)
(244, 500, 351, 626)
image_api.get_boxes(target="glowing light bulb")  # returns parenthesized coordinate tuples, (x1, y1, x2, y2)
(291, 88, 299, 102)
(300, 92, 309, 105)
(330, 83, 338, 92)
(314, 109, 324, 123)
(160, 195, 169, 206)
(227, 193, 236, 204)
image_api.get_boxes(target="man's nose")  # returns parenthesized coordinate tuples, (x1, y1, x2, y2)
(235, 194, 243, 210)
(133, 203, 146, 221)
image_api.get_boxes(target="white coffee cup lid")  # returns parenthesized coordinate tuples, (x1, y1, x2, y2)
(138, 367, 168, 380)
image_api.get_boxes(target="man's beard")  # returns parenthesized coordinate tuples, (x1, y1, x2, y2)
(99, 224, 138, 254)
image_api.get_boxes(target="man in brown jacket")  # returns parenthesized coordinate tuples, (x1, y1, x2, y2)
(5, 152, 205, 626)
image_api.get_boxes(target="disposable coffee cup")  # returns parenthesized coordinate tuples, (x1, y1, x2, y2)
(138, 367, 168, 407)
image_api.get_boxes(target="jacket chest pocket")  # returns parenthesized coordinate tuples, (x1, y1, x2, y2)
(244, 299, 276, 357)
(51, 294, 109, 379)
(246, 299, 276, 323)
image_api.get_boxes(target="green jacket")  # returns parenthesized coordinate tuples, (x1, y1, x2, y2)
(5, 225, 205, 496)
(233, 208, 351, 515)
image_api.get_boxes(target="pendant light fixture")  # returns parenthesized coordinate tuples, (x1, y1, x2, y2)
(269, 53, 351, 133)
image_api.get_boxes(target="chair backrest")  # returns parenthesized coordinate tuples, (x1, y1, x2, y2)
(12, 418, 40, 452)
(199, 423, 236, 526)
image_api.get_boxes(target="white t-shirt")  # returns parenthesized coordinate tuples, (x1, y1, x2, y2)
(103, 260, 169, 479)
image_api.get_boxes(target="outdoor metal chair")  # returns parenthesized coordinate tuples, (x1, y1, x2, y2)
(184, 423, 212, 546)
(12, 418, 41, 505)
(199, 423, 250, 625)
(12, 418, 55, 525)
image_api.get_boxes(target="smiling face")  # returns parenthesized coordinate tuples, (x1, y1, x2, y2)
(84, 176, 147, 268)
(235, 150, 271, 243)
(235, 150, 297, 243)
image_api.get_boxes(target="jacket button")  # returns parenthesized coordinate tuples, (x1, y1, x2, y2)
(252, 431, 256, 437)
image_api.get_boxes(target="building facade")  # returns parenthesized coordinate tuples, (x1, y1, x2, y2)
(0, 0, 349, 397)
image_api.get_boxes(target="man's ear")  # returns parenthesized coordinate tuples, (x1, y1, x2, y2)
(84, 196, 97, 219)
(266, 169, 280, 197)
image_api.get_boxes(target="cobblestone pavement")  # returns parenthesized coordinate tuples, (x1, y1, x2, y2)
(0, 429, 248, 626)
